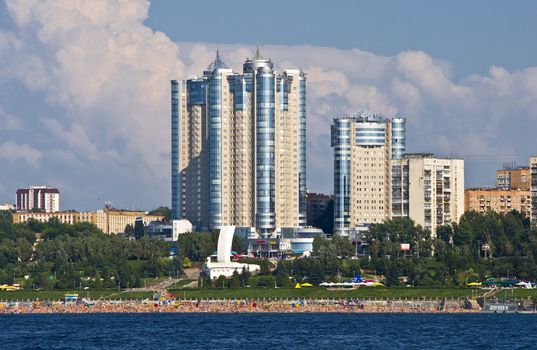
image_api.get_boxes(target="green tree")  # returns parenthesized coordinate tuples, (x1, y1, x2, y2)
(229, 270, 241, 288)
(256, 275, 276, 287)
(385, 260, 401, 286)
(240, 267, 251, 287)
(147, 207, 172, 220)
(215, 275, 228, 289)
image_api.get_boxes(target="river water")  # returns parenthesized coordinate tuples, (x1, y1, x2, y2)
(1, 313, 535, 349)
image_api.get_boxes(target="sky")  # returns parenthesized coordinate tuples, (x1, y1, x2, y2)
(0, 0, 536, 211)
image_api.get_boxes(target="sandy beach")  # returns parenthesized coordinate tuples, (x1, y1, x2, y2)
(0, 299, 478, 314)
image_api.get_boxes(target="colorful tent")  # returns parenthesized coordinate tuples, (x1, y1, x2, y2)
(294, 283, 301, 289)
(467, 282, 482, 287)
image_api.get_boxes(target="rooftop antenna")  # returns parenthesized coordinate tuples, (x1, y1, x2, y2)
(255, 41, 262, 59)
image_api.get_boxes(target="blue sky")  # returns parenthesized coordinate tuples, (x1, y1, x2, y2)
(146, 0, 537, 79)
(0, 0, 536, 211)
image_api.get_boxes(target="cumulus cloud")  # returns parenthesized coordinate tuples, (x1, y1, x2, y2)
(191, 43, 537, 190)
(2, 0, 184, 207)
(0, 107, 21, 130)
(0, 141, 42, 167)
(0, 0, 536, 208)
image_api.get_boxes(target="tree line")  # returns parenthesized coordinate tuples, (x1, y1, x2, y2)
(0, 211, 182, 289)
(200, 210, 537, 288)
(363, 210, 537, 286)
(2, 209, 536, 290)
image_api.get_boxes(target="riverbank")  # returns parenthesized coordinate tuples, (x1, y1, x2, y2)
(0, 299, 479, 314)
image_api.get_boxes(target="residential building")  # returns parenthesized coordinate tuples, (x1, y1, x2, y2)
(93, 210, 165, 234)
(392, 154, 465, 237)
(0, 204, 14, 211)
(465, 188, 530, 218)
(16, 186, 60, 212)
(331, 109, 405, 236)
(13, 211, 94, 225)
(172, 49, 306, 236)
(531, 157, 537, 224)
(496, 164, 530, 190)
(306, 192, 333, 226)
(12, 209, 164, 234)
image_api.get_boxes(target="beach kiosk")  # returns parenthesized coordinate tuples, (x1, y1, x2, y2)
(64, 293, 79, 303)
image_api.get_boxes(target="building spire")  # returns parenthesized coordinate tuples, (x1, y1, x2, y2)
(207, 46, 227, 71)
(255, 44, 262, 59)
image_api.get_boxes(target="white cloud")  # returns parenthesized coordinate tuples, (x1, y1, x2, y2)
(0, 0, 536, 207)
(0, 107, 21, 130)
(0, 141, 42, 167)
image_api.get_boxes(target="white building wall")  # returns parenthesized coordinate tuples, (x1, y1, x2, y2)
(405, 155, 464, 237)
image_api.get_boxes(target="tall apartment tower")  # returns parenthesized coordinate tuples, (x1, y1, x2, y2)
(172, 50, 306, 234)
(530, 156, 537, 224)
(392, 154, 464, 237)
(16, 186, 60, 212)
(331, 110, 405, 236)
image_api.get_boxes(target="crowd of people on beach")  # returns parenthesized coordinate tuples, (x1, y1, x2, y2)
(0, 299, 477, 314)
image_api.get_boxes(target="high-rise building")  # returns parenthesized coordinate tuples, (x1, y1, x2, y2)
(465, 188, 530, 218)
(496, 164, 530, 190)
(172, 50, 306, 235)
(392, 154, 465, 237)
(16, 186, 60, 212)
(530, 157, 537, 224)
(331, 110, 405, 236)
(306, 191, 333, 226)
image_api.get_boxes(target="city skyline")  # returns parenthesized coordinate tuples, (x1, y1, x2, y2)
(0, 0, 536, 211)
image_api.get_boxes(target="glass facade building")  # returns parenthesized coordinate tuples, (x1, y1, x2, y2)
(331, 110, 406, 236)
(331, 118, 351, 235)
(171, 80, 180, 220)
(172, 51, 306, 235)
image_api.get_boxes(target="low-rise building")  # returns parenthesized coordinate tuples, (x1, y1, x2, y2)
(13, 211, 95, 225)
(0, 203, 15, 211)
(94, 210, 165, 234)
(12, 209, 164, 234)
(246, 227, 325, 258)
(143, 219, 193, 242)
(465, 188, 531, 217)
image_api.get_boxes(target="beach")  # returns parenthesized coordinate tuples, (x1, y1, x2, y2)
(0, 298, 479, 314)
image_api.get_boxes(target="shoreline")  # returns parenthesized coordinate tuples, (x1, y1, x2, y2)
(0, 300, 480, 314)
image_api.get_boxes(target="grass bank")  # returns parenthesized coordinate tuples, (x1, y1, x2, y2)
(0, 289, 153, 301)
(168, 287, 490, 300)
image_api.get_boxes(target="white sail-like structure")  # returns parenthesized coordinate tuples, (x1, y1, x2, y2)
(203, 226, 260, 279)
